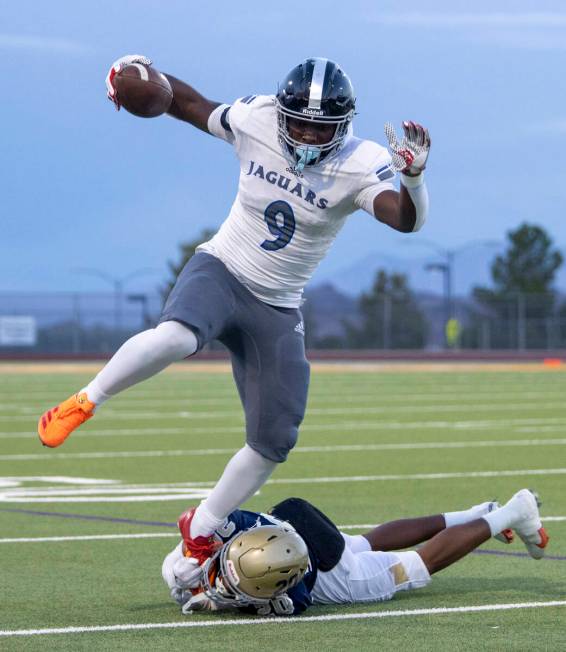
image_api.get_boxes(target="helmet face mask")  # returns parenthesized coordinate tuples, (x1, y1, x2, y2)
(275, 57, 356, 171)
(201, 524, 309, 608)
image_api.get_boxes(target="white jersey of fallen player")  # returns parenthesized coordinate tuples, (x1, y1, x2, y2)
(199, 94, 396, 308)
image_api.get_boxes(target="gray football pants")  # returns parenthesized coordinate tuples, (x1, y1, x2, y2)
(160, 252, 310, 462)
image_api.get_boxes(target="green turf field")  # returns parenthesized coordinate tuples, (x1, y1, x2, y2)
(1, 363, 565, 650)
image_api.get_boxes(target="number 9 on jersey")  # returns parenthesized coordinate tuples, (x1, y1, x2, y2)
(260, 201, 296, 251)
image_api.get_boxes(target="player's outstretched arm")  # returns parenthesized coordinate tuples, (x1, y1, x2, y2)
(372, 187, 421, 233)
(373, 121, 431, 233)
(163, 74, 221, 133)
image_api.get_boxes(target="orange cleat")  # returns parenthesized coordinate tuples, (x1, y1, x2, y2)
(37, 393, 96, 448)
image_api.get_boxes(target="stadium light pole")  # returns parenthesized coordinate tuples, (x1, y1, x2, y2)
(404, 238, 501, 306)
(425, 261, 451, 329)
(127, 293, 150, 328)
(403, 238, 501, 348)
(72, 267, 159, 331)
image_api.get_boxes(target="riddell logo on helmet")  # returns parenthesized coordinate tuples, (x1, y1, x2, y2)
(301, 108, 324, 116)
(225, 559, 240, 586)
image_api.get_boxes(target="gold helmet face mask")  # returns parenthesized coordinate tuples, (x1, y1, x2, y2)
(201, 524, 309, 608)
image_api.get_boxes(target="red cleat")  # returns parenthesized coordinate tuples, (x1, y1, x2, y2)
(177, 508, 221, 565)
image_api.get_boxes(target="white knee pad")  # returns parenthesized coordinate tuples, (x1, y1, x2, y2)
(342, 533, 372, 554)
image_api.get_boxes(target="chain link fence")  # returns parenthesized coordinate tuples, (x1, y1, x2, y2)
(458, 293, 565, 350)
(0, 292, 162, 355)
(1, 290, 565, 354)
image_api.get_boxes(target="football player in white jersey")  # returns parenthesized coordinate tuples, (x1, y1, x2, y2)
(38, 57, 431, 568)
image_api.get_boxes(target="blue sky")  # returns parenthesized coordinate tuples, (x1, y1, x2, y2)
(2, 0, 565, 295)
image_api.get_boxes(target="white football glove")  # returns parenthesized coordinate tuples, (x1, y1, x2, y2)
(384, 121, 431, 177)
(181, 592, 220, 614)
(161, 541, 204, 605)
(255, 595, 295, 616)
(105, 54, 152, 109)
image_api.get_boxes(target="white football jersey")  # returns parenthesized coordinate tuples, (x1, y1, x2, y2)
(199, 95, 396, 308)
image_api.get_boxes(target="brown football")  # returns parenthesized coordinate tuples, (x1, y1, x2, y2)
(114, 64, 173, 118)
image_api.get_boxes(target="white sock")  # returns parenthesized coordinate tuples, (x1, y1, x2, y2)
(189, 501, 225, 540)
(79, 378, 111, 408)
(482, 503, 517, 537)
(444, 500, 495, 528)
(190, 445, 277, 538)
(80, 321, 198, 407)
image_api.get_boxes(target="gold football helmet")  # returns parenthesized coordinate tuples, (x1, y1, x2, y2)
(201, 524, 309, 607)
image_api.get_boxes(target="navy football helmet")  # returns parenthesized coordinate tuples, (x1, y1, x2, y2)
(275, 58, 356, 171)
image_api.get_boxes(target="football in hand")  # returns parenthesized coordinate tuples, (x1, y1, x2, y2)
(113, 64, 173, 118)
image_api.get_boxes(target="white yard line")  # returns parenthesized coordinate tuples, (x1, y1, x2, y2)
(2, 485, 210, 497)
(0, 530, 365, 544)
(540, 516, 566, 521)
(267, 468, 566, 485)
(0, 494, 211, 503)
(3, 416, 566, 440)
(1, 601, 565, 637)
(2, 437, 566, 462)
(3, 468, 566, 491)
(3, 400, 566, 421)
(0, 532, 179, 543)
(2, 518, 565, 544)
(3, 390, 566, 411)
(516, 426, 566, 433)
(2, 470, 566, 505)
(0, 382, 554, 396)
(0, 476, 117, 485)
(0, 428, 189, 439)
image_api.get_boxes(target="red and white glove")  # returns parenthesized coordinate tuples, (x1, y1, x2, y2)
(384, 121, 431, 177)
(105, 54, 152, 109)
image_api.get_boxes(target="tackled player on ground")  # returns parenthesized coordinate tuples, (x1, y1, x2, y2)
(163, 490, 549, 616)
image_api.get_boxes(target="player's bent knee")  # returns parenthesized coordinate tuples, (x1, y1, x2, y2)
(155, 320, 198, 358)
(248, 424, 299, 463)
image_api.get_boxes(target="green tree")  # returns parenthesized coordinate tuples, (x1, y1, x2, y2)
(557, 301, 566, 347)
(486, 223, 562, 294)
(162, 228, 216, 302)
(345, 270, 427, 349)
(469, 223, 563, 348)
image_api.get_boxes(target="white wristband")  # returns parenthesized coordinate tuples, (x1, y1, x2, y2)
(400, 173, 428, 232)
(400, 171, 425, 188)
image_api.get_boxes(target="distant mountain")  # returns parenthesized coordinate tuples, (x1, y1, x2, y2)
(303, 283, 359, 340)
(304, 283, 469, 349)
(310, 249, 497, 297)
(310, 244, 566, 298)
